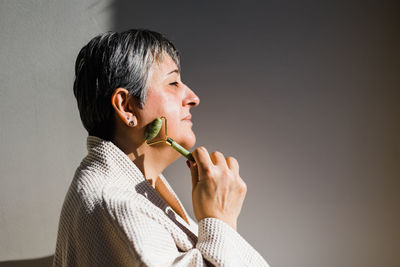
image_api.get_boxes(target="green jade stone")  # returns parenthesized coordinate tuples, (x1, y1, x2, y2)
(144, 117, 163, 141)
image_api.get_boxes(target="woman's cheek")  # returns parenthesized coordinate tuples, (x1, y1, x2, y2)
(163, 99, 180, 125)
(166, 113, 181, 136)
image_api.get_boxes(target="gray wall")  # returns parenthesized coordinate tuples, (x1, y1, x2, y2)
(0, 0, 111, 261)
(0, 1, 399, 267)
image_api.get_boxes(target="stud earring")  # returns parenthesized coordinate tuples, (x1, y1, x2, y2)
(127, 116, 135, 127)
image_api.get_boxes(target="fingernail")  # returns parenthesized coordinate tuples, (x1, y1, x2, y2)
(186, 160, 190, 168)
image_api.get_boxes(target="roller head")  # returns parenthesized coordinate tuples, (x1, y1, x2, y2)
(144, 117, 163, 141)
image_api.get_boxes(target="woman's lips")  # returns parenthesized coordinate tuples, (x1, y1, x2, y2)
(182, 114, 193, 125)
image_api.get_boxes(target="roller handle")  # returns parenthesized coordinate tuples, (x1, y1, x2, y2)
(167, 138, 195, 162)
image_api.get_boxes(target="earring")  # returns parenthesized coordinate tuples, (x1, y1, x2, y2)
(127, 116, 135, 127)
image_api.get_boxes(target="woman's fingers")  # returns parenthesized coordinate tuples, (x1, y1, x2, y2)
(226, 156, 239, 172)
(210, 151, 227, 167)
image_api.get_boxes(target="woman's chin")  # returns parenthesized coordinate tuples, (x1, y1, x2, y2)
(179, 131, 196, 150)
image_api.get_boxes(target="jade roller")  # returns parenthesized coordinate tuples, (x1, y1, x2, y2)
(144, 116, 195, 162)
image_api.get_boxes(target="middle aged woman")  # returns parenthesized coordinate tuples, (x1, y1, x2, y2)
(53, 29, 269, 266)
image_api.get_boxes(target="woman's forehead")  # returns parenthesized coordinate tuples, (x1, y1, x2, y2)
(153, 55, 179, 77)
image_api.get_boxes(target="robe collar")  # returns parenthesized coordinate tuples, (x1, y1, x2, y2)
(85, 135, 198, 244)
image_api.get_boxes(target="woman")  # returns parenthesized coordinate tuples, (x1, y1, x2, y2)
(53, 29, 269, 267)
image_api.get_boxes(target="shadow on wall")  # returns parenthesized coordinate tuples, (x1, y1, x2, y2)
(0, 256, 53, 267)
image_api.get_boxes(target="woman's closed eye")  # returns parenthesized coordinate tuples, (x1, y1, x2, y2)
(169, 82, 179, 87)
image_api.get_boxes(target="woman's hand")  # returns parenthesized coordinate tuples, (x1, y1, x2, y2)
(187, 147, 247, 231)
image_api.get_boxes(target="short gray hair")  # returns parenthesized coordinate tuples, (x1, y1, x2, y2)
(73, 29, 180, 140)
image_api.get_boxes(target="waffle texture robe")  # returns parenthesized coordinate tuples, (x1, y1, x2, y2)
(53, 136, 270, 267)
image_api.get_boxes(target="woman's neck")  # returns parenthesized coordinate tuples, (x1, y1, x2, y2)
(111, 134, 179, 188)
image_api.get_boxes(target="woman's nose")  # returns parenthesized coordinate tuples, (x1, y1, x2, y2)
(183, 86, 200, 108)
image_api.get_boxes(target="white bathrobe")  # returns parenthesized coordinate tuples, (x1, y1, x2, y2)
(53, 136, 269, 267)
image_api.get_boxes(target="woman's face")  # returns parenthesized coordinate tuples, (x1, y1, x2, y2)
(136, 54, 200, 150)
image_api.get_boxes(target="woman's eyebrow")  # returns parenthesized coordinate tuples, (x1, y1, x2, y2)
(165, 69, 179, 77)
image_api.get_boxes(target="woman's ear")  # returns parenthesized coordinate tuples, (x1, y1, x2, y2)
(111, 88, 137, 127)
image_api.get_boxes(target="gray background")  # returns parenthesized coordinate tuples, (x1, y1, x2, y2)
(0, 0, 399, 267)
